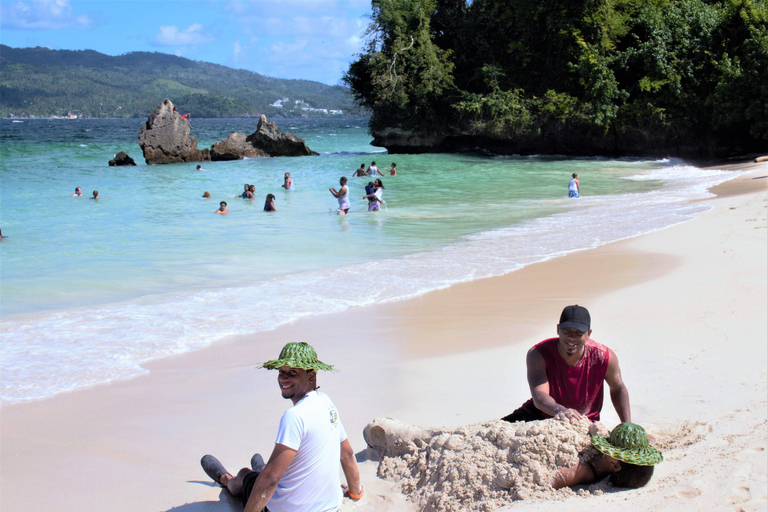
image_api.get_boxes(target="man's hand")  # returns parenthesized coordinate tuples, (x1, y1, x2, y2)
(554, 408, 585, 422)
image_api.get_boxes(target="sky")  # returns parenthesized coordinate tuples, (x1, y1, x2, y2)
(0, 0, 373, 85)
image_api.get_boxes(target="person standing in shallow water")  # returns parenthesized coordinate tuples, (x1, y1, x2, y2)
(215, 201, 228, 214)
(72, 187, 82, 196)
(569, 173, 580, 198)
(329, 176, 350, 215)
(264, 194, 276, 212)
(282, 172, 294, 191)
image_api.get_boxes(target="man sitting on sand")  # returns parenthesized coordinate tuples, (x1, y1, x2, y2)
(502, 304, 631, 423)
(200, 342, 362, 511)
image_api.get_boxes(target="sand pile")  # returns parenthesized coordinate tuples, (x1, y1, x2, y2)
(364, 418, 605, 512)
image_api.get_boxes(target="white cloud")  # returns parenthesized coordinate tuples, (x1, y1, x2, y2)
(232, 40, 242, 62)
(0, 0, 92, 30)
(155, 23, 214, 47)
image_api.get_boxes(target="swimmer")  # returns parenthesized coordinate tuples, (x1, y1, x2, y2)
(0, 228, 5, 240)
(264, 193, 276, 212)
(551, 422, 662, 490)
(196, 165, 206, 172)
(568, 173, 580, 198)
(246, 184, 256, 200)
(353, 164, 367, 177)
(329, 176, 350, 215)
(282, 172, 294, 191)
(216, 201, 229, 214)
(90, 190, 99, 200)
(72, 187, 82, 197)
(385, 162, 397, 176)
(239, 184, 250, 199)
(202, 191, 211, 198)
(367, 161, 384, 177)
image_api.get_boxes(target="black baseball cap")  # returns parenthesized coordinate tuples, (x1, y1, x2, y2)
(559, 305, 591, 332)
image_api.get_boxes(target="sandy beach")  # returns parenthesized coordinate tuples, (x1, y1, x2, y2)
(1, 161, 765, 512)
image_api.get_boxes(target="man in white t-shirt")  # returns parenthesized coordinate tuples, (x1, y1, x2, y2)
(201, 342, 362, 512)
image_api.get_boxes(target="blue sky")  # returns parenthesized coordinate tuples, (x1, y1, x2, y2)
(0, 0, 372, 85)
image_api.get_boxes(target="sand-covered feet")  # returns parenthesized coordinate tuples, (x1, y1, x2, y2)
(363, 417, 432, 457)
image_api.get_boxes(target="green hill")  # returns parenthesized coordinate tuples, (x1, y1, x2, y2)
(0, 45, 362, 118)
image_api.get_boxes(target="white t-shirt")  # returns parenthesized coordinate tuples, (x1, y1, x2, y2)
(268, 390, 347, 512)
(367, 166, 379, 177)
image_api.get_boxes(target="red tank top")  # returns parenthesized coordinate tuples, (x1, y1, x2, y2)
(520, 337, 610, 421)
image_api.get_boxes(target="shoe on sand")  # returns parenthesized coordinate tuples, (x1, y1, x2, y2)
(251, 453, 265, 473)
(201, 454, 228, 487)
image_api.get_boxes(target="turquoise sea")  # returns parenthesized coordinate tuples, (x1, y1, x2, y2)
(0, 117, 743, 404)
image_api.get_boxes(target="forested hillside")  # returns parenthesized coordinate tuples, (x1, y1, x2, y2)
(345, 0, 767, 157)
(0, 45, 360, 118)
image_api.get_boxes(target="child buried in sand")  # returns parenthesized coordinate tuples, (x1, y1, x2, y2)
(363, 418, 662, 510)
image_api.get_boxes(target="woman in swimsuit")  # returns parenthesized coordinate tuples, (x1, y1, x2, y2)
(282, 173, 294, 191)
(364, 179, 384, 211)
(264, 194, 276, 212)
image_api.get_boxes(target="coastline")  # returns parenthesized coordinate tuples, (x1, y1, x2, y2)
(1, 163, 765, 511)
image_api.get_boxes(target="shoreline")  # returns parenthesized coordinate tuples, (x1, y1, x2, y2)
(1, 163, 765, 511)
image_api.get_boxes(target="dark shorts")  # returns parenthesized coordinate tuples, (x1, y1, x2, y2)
(501, 406, 543, 423)
(241, 470, 268, 511)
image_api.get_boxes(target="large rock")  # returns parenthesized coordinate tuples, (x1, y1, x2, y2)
(108, 151, 137, 166)
(246, 115, 319, 157)
(210, 133, 268, 161)
(138, 99, 210, 164)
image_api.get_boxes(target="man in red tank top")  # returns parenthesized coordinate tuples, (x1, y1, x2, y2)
(502, 305, 631, 423)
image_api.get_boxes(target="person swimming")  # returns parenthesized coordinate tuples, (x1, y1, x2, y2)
(90, 190, 99, 200)
(216, 201, 229, 214)
(264, 193, 276, 212)
(72, 187, 82, 196)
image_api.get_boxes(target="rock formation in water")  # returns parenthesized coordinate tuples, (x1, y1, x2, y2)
(138, 99, 210, 165)
(210, 115, 319, 161)
(108, 151, 137, 166)
(210, 132, 268, 161)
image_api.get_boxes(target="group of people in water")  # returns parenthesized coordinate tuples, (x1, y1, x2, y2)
(206, 162, 393, 216)
(71, 187, 99, 199)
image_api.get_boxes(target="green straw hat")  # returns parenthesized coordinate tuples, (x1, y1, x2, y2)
(591, 422, 663, 466)
(257, 342, 335, 372)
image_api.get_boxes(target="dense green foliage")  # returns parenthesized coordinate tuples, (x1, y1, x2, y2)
(0, 45, 360, 118)
(345, 0, 768, 155)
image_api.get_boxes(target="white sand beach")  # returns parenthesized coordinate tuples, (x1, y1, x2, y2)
(1, 161, 765, 512)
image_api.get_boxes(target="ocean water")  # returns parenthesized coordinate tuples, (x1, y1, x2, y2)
(0, 118, 743, 404)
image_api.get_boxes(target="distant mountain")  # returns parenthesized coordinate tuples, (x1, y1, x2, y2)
(0, 45, 363, 118)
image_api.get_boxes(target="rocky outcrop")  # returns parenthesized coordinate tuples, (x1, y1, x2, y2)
(108, 151, 137, 166)
(245, 115, 319, 157)
(138, 99, 210, 164)
(209, 115, 319, 161)
(210, 133, 268, 161)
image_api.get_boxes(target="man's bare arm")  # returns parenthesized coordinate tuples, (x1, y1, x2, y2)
(243, 443, 297, 512)
(527, 348, 584, 421)
(340, 439, 362, 500)
(605, 348, 631, 423)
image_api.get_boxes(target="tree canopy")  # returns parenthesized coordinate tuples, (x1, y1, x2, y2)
(345, 0, 768, 156)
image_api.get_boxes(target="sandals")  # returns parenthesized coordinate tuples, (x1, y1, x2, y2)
(200, 454, 229, 487)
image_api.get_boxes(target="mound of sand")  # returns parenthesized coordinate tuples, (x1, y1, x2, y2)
(365, 418, 606, 512)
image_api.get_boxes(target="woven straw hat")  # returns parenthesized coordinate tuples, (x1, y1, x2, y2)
(591, 422, 663, 466)
(257, 342, 335, 372)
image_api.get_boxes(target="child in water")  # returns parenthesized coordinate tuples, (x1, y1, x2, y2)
(264, 194, 276, 212)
